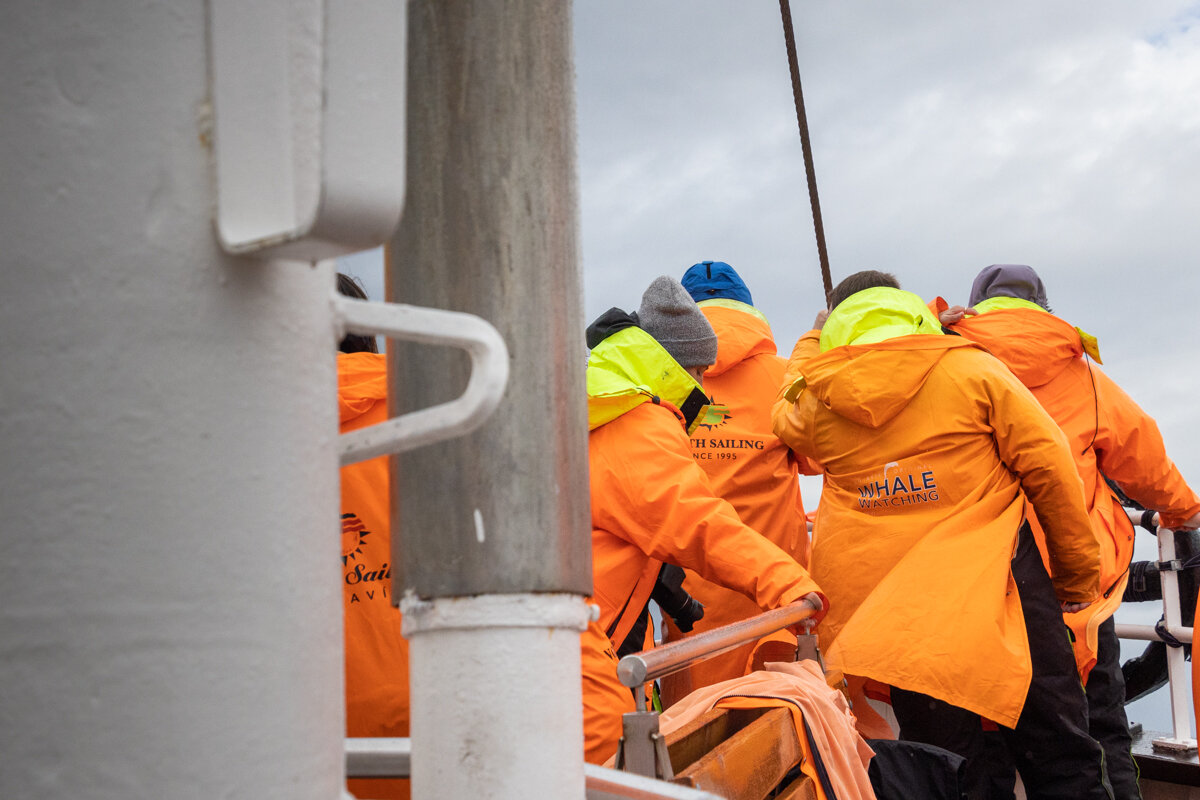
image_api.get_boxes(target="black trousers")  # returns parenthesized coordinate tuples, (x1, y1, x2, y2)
(891, 523, 1114, 800)
(1088, 616, 1141, 799)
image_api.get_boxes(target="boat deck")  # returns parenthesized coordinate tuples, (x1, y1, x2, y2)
(1133, 727, 1200, 799)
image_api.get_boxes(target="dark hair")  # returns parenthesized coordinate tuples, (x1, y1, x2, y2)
(828, 270, 900, 310)
(336, 273, 379, 354)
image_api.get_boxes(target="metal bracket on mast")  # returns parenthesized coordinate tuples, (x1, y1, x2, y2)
(333, 295, 510, 464)
(208, 0, 407, 260)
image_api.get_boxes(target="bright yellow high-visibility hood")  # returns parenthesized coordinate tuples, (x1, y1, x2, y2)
(586, 321, 721, 434)
(802, 288, 963, 429)
(819, 287, 943, 351)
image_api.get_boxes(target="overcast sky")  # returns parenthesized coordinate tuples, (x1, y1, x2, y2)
(341, 2, 1200, 724)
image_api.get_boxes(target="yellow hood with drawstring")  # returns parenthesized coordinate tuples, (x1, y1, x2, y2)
(587, 324, 725, 434)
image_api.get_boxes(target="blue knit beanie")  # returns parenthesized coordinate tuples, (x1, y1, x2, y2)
(680, 261, 754, 306)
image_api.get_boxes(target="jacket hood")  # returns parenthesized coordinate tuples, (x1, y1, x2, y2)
(819, 287, 943, 352)
(953, 303, 1096, 388)
(585, 310, 720, 433)
(698, 299, 777, 377)
(968, 263, 1050, 310)
(802, 336, 981, 429)
(338, 351, 388, 425)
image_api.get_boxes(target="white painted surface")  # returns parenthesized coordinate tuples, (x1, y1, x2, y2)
(1157, 528, 1198, 748)
(0, 2, 345, 798)
(402, 594, 590, 799)
(210, 0, 407, 259)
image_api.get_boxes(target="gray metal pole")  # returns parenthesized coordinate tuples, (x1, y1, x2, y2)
(388, 0, 590, 598)
(388, 2, 592, 796)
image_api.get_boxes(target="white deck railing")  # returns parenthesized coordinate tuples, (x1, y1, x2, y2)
(1113, 508, 1197, 753)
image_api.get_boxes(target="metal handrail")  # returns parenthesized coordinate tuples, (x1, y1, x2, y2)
(343, 743, 724, 796)
(334, 294, 510, 465)
(342, 740, 729, 799)
(617, 603, 814, 688)
(584, 764, 724, 799)
(1113, 623, 1193, 644)
(1117, 507, 1198, 752)
(345, 737, 411, 778)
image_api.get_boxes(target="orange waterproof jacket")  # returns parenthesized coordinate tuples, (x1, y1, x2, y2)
(339, 352, 410, 800)
(948, 300, 1200, 678)
(772, 288, 1099, 728)
(663, 300, 811, 700)
(584, 318, 824, 764)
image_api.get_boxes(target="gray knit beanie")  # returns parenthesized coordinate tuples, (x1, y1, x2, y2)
(637, 275, 718, 367)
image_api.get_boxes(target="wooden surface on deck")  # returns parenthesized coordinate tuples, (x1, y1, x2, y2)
(663, 705, 815, 800)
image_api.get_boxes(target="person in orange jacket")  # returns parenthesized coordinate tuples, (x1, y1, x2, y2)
(654, 261, 813, 705)
(940, 263, 1200, 800)
(583, 275, 826, 765)
(772, 270, 1111, 800)
(337, 274, 410, 800)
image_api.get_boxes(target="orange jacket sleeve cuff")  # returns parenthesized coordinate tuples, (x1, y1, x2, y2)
(776, 587, 829, 626)
(1160, 502, 1200, 530)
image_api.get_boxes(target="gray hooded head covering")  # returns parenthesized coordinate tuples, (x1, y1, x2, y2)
(637, 275, 718, 368)
(968, 264, 1051, 310)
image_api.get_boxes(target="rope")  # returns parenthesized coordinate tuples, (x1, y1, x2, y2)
(779, 0, 833, 306)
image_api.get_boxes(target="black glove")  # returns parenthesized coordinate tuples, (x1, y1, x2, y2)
(651, 564, 705, 632)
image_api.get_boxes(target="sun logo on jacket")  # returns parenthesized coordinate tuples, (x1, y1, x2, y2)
(341, 512, 371, 564)
(695, 398, 733, 432)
